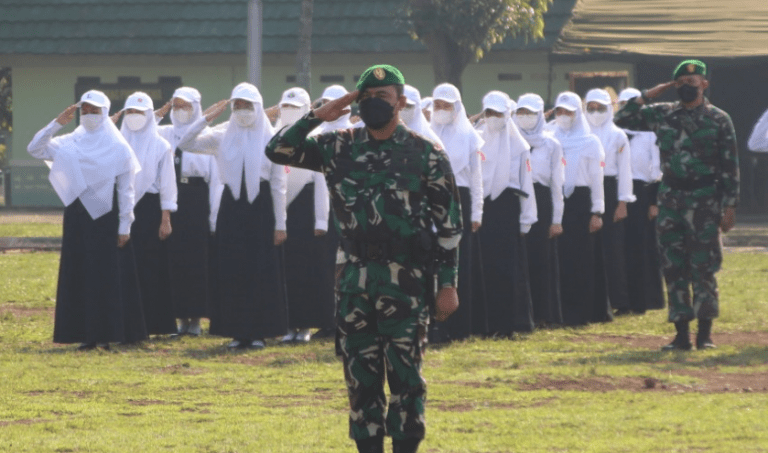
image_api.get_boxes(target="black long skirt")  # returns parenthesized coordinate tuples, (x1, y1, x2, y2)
(166, 180, 210, 320)
(53, 197, 147, 344)
(601, 176, 630, 312)
(526, 183, 563, 325)
(210, 180, 288, 340)
(434, 186, 479, 341)
(479, 189, 534, 334)
(132, 192, 176, 334)
(559, 187, 612, 326)
(625, 179, 665, 312)
(284, 183, 336, 330)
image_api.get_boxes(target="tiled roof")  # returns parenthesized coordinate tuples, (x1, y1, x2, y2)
(0, 0, 575, 55)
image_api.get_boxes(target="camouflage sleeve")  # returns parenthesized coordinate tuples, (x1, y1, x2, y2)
(426, 144, 463, 288)
(717, 111, 740, 207)
(614, 97, 665, 133)
(265, 110, 332, 171)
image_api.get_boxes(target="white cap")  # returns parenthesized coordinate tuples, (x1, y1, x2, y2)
(78, 90, 110, 109)
(123, 92, 154, 111)
(432, 83, 461, 103)
(516, 93, 545, 112)
(555, 92, 581, 112)
(172, 86, 201, 104)
(321, 85, 348, 101)
(482, 90, 511, 113)
(279, 87, 311, 107)
(585, 88, 612, 106)
(404, 84, 421, 106)
(618, 87, 642, 103)
(230, 82, 263, 105)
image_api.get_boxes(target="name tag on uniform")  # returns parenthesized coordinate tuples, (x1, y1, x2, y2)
(180, 177, 189, 184)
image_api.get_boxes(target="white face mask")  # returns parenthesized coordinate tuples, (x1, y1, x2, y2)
(555, 114, 575, 131)
(432, 109, 454, 125)
(400, 106, 416, 124)
(484, 116, 506, 132)
(586, 111, 611, 128)
(233, 109, 257, 128)
(172, 108, 193, 125)
(515, 113, 539, 131)
(80, 113, 103, 131)
(124, 113, 148, 132)
(279, 107, 303, 127)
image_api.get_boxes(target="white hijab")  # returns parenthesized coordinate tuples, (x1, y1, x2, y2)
(513, 93, 549, 149)
(315, 85, 354, 133)
(478, 91, 530, 200)
(119, 92, 170, 202)
(585, 88, 625, 156)
(275, 87, 316, 205)
(219, 82, 275, 203)
(431, 83, 484, 174)
(402, 84, 444, 148)
(48, 90, 140, 219)
(552, 91, 603, 197)
(169, 86, 204, 151)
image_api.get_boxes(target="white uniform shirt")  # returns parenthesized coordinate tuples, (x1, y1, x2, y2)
(626, 130, 662, 182)
(747, 108, 768, 152)
(529, 136, 566, 224)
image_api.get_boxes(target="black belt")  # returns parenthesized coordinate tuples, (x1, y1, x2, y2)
(662, 174, 717, 191)
(178, 176, 207, 187)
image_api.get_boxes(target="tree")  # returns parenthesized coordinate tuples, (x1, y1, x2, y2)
(400, 0, 552, 91)
(295, 0, 314, 93)
(0, 67, 11, 168)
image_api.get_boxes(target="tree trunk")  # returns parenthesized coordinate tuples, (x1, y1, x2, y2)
(295, 0, 313, 93)
(421, 31, 471, 93)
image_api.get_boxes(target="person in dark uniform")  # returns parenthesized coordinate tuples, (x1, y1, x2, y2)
(266, 64, 462, 453)
(27, 90, 146, 350)
(615, 60, 739, 350)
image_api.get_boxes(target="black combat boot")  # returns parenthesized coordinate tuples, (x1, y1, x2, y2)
(392, 438, 420, 453)
(661, 321, 692, 351)
(355, 436, 384, 453)
(696, 319, 716, 349)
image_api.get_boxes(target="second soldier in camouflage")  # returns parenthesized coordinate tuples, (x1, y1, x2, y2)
(615, 59, 739, 351)
(266, 64, 462, 453)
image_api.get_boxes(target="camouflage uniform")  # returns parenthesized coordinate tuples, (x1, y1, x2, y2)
(615, 97, 739, 323)
(266, 111, 462, 442)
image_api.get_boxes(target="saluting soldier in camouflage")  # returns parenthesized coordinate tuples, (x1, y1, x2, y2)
(615, 59, 739, 351)
(266, 64, 462, 453)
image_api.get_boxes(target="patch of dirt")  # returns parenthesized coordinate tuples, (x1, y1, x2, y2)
(127, 399, 178, 406)
(517, 373, 768, 394)
(434, 397, 558, 412)
(569, 331, 768, 350)
(0, 305, 54, 318)
(0, 418, 51, 427)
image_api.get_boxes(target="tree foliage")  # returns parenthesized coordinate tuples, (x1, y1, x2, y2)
(400, 0, 552, 90)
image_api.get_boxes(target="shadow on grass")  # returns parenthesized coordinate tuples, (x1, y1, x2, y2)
(591, 345, 768, 369)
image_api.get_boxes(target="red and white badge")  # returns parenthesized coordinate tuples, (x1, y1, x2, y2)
(478, 151, 486, 162)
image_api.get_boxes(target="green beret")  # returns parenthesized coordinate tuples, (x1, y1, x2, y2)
(356, 64, 405, 92)
(673, 59, 706, 80)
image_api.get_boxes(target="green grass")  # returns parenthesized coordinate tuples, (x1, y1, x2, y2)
(1, 251, 767, 452)
(0, 223, 62, 237)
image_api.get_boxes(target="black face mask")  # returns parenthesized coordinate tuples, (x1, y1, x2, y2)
(358, 97, 395, 130)
(677, 83, 699, 103)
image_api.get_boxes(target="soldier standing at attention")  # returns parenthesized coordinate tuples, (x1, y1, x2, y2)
(266, 64, 462, 453)
(615, 60, 739, 351)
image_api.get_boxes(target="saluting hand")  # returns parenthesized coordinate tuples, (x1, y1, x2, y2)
(638, 81, 676, 105)
(264, 105, 280, 124)
(110, 110, 124, 125)
(314, 90, 358, 122)
(155, 101, 171, 119)
(203, 99, 229, 123)
(56, 104, 78, 126)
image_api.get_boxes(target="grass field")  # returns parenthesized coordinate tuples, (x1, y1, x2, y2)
(1, 250, 767, 452)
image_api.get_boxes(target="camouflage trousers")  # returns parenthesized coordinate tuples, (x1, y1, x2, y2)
(656, 188, 722, 323)
(336, 259, 429, 441)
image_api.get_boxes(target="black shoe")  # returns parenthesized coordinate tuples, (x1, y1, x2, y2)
(393, 438, 421, 453)
(661, 321, 692, 351)
(696, 319, 716, 349)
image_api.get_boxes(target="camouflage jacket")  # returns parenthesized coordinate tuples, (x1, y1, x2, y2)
(265, 112, 462, 288)
(614, 97, 739, 207)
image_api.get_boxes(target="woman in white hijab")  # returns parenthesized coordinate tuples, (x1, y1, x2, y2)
(585, 88, 635, 316)
(179, 82, 288, 349)
(552, 91, 611, 326)
(156, 87, 224, 337)
(276, 87, 335, 344)
(617, 87, 665, 313)
(116, 92, 178, 337)
(514, 93, 565, 325)
(401, 85, 444, 148)
(27, 90, 145, 350)
(476, 90, 537, 335)
(431, 83, 485, 339)
(314, 85, 355, 133)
